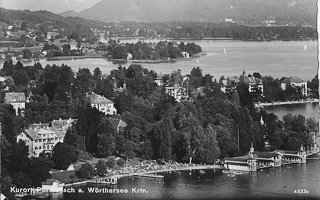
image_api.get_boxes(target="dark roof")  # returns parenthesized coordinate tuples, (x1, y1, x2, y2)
(24, 129, 41, 140)
(224, 156, 255, 163)
(41, 179, 59, 185)
(254, 151, 279, 158)
(274, 150, 299, 154)
(281, 76, 305, 84)
(108, 118, 126, 130)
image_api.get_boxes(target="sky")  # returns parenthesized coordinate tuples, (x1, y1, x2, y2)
(0, 0, 101, 13)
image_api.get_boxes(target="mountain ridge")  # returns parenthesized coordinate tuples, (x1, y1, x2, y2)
(59, 0, 317, 26)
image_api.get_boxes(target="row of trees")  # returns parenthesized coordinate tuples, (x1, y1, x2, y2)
(103, 21, 317, 40)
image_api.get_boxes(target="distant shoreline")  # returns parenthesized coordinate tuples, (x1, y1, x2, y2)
(255, 99, 319, 108)
(111, 37, 316, 42)
(46, 55, 106, 61)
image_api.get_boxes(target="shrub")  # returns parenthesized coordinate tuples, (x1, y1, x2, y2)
(116, 159, 125, 167)
(106, 158, 115, 168)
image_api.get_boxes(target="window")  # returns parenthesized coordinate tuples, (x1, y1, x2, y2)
(39, 146, 41, 149)
(35, 146, 38, 150)
(43, 146, 46, 149)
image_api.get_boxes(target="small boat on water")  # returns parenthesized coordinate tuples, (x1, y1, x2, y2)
(227, 173, 236, 177)
(201, 52, 207, 55)
(222, 170, 230, 174)
(304, 44, 307, 51)
(199, 170, 205, 174)
(233, 171, 242, 175)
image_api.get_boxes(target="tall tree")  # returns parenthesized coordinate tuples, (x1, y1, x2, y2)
(97, 117, 116, 157)
(52, 142, 76, 170)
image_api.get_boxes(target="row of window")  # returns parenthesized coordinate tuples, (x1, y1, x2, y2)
(34, 144, 54, 150)
(35, 137, 62, 143)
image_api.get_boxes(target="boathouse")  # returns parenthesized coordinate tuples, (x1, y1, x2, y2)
(254, 151, 282, 168)
(274, 146, 306, 164)
(224, 144, 257, 171)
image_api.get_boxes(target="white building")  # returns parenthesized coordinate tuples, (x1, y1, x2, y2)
(5, 92, 26, 115)
(16, 122, 67, 157)
(165, 84, 188, 102)
(88, 93, 117, 115)
(281, 76, 307, 96)
(181, 52, 190, 58)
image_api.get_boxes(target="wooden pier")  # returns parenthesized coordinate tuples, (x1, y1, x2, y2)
(132, 173, 164, 178)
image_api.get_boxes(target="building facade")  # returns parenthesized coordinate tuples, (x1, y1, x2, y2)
(16, 121, 71, 157)
(281, 76, 307, 96)
(4, 92, 26, 115)
(88, 93, 117, 115)
(165, 84, 188, 102)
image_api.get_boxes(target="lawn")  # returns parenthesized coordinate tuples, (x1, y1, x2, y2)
(50, 155, 143, 183)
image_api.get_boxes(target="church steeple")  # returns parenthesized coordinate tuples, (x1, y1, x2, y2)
(242, 66, 246, 76)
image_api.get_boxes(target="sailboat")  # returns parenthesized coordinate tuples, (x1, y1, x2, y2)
(224, 48, 227, 55)
(197, 58, 199, 64)
(304, 44, 307, 51)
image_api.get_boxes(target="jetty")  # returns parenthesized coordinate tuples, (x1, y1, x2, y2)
(132, 173, 164, 178)
(87, 177, 118, 185)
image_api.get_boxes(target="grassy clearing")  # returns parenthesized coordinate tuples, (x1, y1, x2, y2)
(50, 155, 143, 183)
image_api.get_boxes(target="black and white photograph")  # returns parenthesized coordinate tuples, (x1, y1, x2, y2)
(0, 0, 319, 199)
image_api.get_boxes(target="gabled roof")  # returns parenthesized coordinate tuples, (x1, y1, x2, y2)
(89, 93, 114, 104)
(5, 92, 26, 102)
(20, 123, 65, 140)
(254, 151, 279, 159)
(108, 118, 127, 130)
(24, 129, 41, 140)
(281, 76, 305, 84)
(49, 126, 64, 137)
(51, 118, 75, 133)
(41, 179, 59, 185)
(224, 156, 255, 162)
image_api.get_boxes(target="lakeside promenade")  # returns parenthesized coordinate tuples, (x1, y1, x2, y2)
(64, 162, 223, 187)
(255, 99, 319, 108)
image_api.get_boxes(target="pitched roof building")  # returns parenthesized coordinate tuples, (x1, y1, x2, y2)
(281, 76, 307, 96)
(16, 119, 74, 157)
(107, 118, 127, 133)
(4, 92, 26, 115)
(88, 93, 117, 115)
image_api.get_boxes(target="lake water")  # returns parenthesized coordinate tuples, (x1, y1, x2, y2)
(35, 40, 318, 82)
(264, 102, 319, 120)
(50, 158, 320, 200)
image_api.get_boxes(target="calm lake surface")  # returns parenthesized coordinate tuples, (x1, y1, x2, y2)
(51, 159, 320, 200)
(264, 102, 319, 120)
(36, 40, 318, 82)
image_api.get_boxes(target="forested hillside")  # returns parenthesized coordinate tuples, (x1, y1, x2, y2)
(0, 8, 105, 36)
(60, 0, 317, 26)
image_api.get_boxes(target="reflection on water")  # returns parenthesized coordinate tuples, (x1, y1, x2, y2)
(264, 102, 319, 120)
